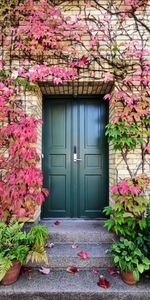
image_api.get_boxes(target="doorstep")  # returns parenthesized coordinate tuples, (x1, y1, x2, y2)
(0, 269, 149, 300)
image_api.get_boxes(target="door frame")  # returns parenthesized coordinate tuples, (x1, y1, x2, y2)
(41, 95, 109, 219)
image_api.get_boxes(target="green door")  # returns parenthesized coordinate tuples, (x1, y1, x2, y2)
(42, 96, 108, 218)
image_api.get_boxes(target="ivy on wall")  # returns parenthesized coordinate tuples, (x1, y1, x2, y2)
(0, 0, 149, 221)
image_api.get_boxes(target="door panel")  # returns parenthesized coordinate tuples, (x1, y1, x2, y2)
(78, 101, 108, 218)
(42, 97, 108, 218)
(42, 100, 71, 218)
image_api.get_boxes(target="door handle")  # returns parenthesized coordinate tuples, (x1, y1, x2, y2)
(73, 146, 82, 162)
(73, 153, 82, 162)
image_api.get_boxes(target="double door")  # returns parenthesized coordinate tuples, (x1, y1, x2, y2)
(42, 96, 108, 218)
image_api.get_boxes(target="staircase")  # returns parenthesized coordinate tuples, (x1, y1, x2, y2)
(44, 220, 113, 270)
(0, 220, 149, 300)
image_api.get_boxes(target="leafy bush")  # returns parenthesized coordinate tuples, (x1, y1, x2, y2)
(103, 174, 150, 238)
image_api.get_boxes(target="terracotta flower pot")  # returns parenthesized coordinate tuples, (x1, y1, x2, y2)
(1, 260, 21, 285)
(121, 270, 136, 285)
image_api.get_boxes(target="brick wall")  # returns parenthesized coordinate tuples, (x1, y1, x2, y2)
(1, 0, 150, 207)
(24, 0, 150, 204)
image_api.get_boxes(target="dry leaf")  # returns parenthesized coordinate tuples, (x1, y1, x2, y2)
(46, 242, 54, 248)
(38, 266, 50, 275)
(71, 243, 78, 249)
(21, 266, 32, 274)
(77, 251, 88, 259)
(107, 267, 120, 275)
(92, 267, 99, 274)
(54, 220, 61, 225)
(97, 275, 110, 288)
(66, 266, 79, 273)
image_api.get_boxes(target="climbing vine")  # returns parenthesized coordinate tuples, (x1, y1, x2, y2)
(0, 0, 149, 221)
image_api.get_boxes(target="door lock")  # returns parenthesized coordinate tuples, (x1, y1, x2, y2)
(73, 146, 82, 162)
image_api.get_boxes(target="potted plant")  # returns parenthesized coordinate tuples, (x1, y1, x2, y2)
(110, 236, 150, 285)
(0, 221, 48, 285)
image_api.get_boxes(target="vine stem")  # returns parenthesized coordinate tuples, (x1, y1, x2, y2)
(121, 148, 133, 178)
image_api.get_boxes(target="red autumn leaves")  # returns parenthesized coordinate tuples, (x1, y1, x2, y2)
(67, 266, 79, 273)
(43, 223, 119, 288)
(65, 249, 120, 288)
(54, 220, 61, 225)
(97, 275, 110, 288)
(66, 250, 88, 274)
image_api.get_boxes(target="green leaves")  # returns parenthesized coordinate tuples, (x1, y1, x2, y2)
(142, 257, 150, 265)
(0, 221, 48, 281)
(133, 270, 140, 282)
(12, 77, 39, 92)
(105, 120, 144, 152)
(27, 224, 48, 246)
(110, 236, 150, 282)
(137, 264, 144, 273)
(139, 218, 146, 230)
(0, 258, 12, 281)
(114, 256, 120, 263)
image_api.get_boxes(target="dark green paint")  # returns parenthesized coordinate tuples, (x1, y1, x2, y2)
(42, 96, 108, 218)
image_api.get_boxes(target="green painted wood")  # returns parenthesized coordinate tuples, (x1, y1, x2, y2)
(42, 100, 72, 218)
(42, 97, 108, 218)
(78, 100, 108, 218)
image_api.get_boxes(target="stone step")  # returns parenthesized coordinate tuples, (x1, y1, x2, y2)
(41, 220, 114, 243)
(0, 269, 149, 300)
(46, 242, 112, 269)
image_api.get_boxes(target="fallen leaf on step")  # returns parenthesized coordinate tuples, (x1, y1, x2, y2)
(97, 275, 110, 288)
(107, 267, 120, 275)
(54, 220, 61, 225)
(66, 266, 79, 273)
(71, 243, 78, 249)
(21, 266, 32, 274)
(77, 251, 89, 259)
(92, 267, 99, 274)
(38, 267, 50, 275)
(45, 242, 54, 248)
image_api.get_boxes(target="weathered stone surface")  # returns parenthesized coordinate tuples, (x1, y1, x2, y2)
(46, 242, 112, 269)
(41, 220, 114, 243)
(0, 269, 149, 300)
(0, 220, 149, 300)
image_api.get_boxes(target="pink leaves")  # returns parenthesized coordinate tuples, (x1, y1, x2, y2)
(92, 267, 99, 274)
(18, 64, 77, 84)
(17, 208, 26, 217)
(69, 56, 88, 68)
(66, 266, 79, 274)
(42, 188, 49, 197)
(77, 251, 89, 259)
(71, 243, 78, 249)
(111, 179, 140, 196)
(103, 94, 111, 101)
(45, 242, 54, 248)
(103, 13, 111, 23)
(97, 275, 110, 288)
(89, 35, 98, 46)
(103, 72, 113, 82)
(0, 81, 48, 221)
(15, 0, 87, 61)
(111, 184, 118, 194)
(129, 186, 139, 195)
(38, 267, 50, 275)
